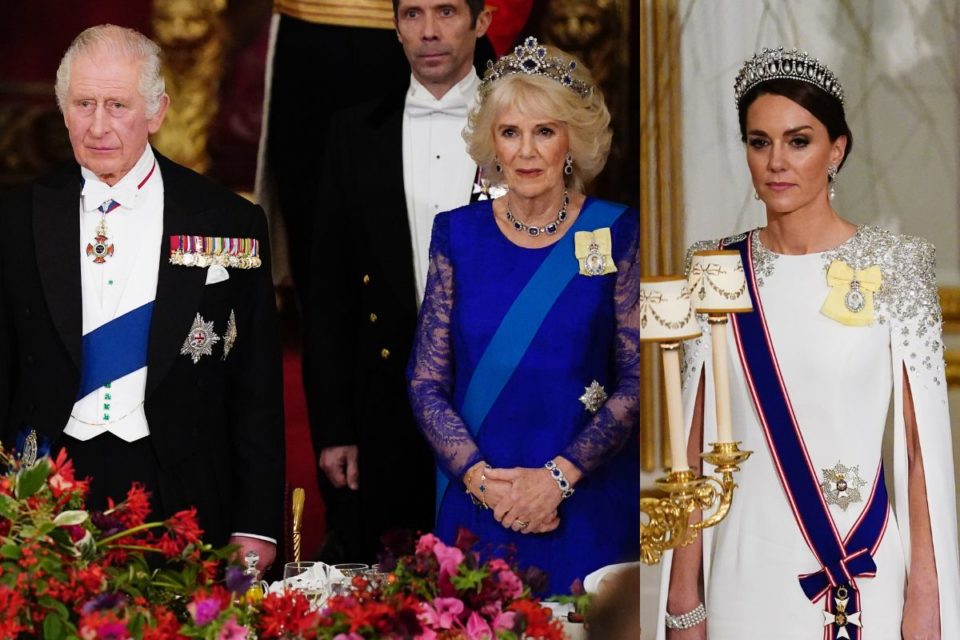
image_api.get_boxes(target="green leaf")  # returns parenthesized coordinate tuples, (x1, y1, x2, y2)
(0, 542, 20, 559)
(38, 596, 70, 619)
(53, 510, 89, 526)
(42, 612, 65, 640)
(15, 460, 51, 499)
(0, 493, 18, 520)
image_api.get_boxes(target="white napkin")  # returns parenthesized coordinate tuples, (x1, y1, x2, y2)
(268, 561, 337, 594)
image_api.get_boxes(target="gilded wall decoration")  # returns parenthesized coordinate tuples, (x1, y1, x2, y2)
(150, 0, 227, 173)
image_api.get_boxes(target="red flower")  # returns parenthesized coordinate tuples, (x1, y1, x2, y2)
(155, 533, 186, 559)
(165, 508, 204, 545)
(508, 600, 565, 640)
(112, 483, 152, 528)
(256, 591, 320, 639)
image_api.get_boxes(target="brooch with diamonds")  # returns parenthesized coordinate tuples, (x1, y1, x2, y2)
(574, 228, 617, 277)
(180, 313, 221, 364)
(820, 260, 881, 327)
(820, 461, 868, 510)
(579, 381, 608, 414)
(222, 309, 238, 360)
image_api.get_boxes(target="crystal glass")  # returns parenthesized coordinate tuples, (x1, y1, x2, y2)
(332, 562, 369, 578)
(283, 561, 328, 608)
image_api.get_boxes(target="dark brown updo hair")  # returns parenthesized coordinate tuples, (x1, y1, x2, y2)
(737, 79, 853, 171)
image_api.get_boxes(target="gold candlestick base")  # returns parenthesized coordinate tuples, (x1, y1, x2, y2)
(640, 442, 752, 565)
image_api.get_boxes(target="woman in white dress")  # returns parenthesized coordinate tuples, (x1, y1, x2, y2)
(659, 48, 960, 640)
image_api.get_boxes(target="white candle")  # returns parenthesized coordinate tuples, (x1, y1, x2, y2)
(661, 346, 689, 472)
(710, 320, 734, 442)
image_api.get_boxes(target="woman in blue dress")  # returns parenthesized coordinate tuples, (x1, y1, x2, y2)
(407, 38, 639, 595)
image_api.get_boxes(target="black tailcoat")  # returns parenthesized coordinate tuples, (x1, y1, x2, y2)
(304, 88, 437, 562)
(0, 152, 285, 545)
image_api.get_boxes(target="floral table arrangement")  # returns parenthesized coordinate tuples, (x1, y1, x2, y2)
(0, 448, 569, 639)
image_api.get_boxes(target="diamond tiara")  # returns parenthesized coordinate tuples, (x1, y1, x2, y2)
(734, 47, 844, 108)
(480, 36, 592, 98)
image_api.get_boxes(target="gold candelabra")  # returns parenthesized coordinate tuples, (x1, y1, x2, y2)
(639, 252, 754, 564)
(640, 441, 751, 565)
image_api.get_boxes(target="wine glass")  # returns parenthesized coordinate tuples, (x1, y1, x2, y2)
(283, 561, 328, 608)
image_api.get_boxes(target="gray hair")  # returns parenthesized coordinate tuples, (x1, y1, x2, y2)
(55, 24, 166, 119)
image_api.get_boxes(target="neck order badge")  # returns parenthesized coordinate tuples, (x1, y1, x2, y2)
(85, 160, 157, 264)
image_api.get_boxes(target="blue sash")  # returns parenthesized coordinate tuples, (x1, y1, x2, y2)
(727, 233, 889, 640)
(76, 302, 154, 400)
(435, 199, 630, 514)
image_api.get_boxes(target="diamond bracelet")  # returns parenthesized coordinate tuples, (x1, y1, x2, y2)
(664, 602, 706, 630)
(544, 460, 575, 499)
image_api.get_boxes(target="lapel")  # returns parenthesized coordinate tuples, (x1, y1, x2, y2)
(364, 91, 418, 311)
(34, 168, 83, 370)
(145, 153, 207, 398)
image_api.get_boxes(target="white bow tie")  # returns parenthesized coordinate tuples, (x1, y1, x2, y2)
(81, 179, 137, 213)
(406, 92, 470, 119)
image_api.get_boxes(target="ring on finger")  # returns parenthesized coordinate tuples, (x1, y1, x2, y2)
(514, 520, 530, 530)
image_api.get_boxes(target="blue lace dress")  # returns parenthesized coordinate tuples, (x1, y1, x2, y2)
(407, 198, 639, 594)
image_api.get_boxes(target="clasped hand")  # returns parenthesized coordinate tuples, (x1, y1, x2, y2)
(467, 465, 564, 534)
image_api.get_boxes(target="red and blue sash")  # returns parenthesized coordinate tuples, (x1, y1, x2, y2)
(726, 233, 889, 639)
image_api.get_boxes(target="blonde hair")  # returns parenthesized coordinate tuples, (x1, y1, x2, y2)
(464, 48, 611, 193)
(56, 24, 166, 119)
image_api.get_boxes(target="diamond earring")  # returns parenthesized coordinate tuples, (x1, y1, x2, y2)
(827, 164, 838, 200)
(564, 153, 574, 176)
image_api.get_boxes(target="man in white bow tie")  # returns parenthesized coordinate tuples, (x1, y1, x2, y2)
(0, 24, 284, 573)
(304, 0, 492, 563)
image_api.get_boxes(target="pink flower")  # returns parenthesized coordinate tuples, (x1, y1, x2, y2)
(95, 623, 128, 640)
(496, 567, 524, 599)
(433, 541, 465, 579)
(217, 617, 248, 640)
(333, 634, 365, 640)
(187, 596, 221, 626)
(488, 558, 511, 573)
(492, 610, 517, 632)
(416, 533, 441, 555)
(465, 611, 494, 639)
(415, 629, 438, 640)
(419, 598, 465, 629)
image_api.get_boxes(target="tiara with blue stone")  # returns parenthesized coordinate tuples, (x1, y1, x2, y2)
(480, 37, 592, 98)
(734, 47, 844, 108)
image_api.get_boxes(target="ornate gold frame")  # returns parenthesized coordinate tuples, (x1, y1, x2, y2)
(639, 1, 684, 472)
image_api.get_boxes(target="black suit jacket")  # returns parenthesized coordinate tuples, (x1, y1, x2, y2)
(304, 88, 436, 554)
(0, 152, 285, 545)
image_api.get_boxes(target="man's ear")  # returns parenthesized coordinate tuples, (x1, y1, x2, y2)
(147, 93, 170, 135)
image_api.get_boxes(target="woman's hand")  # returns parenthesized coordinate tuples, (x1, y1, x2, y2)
(485, 466, 564, 533)
(462, 461, 511, 511)
(902, 582, 940, 640)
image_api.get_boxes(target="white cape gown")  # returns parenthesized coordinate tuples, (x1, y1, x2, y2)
(655, 227, 960, 639)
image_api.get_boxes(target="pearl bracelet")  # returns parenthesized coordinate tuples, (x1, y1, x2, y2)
(544, 460, 575, 499)
(664, 602, 706, 630)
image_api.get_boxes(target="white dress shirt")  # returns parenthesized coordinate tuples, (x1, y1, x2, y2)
(402, 70, 479, 303)
(65, 146, 164, 442)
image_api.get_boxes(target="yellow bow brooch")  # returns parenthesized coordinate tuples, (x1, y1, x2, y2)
(820, 260, 882, 326)
(575, 228, 617, 276)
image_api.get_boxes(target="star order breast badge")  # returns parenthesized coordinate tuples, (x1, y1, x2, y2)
(222, 309, 237, 360)
(579, 380, 608, 414)
(180, 313, 220, 364)
(820, 461, 868, 510)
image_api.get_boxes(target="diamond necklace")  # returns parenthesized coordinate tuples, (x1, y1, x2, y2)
(505, 191, 570, 237)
